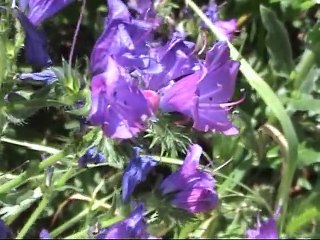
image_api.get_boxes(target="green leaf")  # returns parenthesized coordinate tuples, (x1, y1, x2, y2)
(287, 95, 320, 116)
(260, 5, 294, 76)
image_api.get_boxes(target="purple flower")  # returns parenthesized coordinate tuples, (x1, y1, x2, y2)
(95, 203, 154, 239)
(88, 57, 154, 139)
(122, 147, 158, 202)
(246, 213, 279, 239)
(90, 0, 157, 76)
(145, 34, 197, 91)
(202, 0, 237, 40)
(159, 41, 240, 135)
(78, 146, 106, 167)
(159, 144, 218, 213)
(14, 10, 52, 69)
(0, 219, 11, 239)
(19, 0, 75, 26)
(39, 229, 52, 239)
(18, 68, 57, 85)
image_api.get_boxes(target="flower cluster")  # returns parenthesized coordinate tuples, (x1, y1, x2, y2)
(88, 0, 240, 139)
(4, 0, 280, 239)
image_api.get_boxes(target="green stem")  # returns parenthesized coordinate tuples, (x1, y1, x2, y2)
(186, 0, 298, 231)
(294, 49, 315, 89)
(16, 193, 51, 239)
(0, 151, 65, 195)
(50, 208, 89, 237)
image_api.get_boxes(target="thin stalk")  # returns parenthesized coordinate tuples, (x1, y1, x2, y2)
(294, 48, 315, 89)
(0, 151, 65, 194)
(68, 0, 86, 68)
(50, 208, 89, 237)
(16, 193, 51, 238)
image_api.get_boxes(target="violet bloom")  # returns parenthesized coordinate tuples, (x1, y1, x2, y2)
(19, 0, 75, 26)
(39, 229, 52, 239)
(202, 0, 237, 40)
(14, 10, 52, 70)
(246, 214, 279, 239)
(122, 147, 158, 202)
(159, 41, 240, 135)
(0, 219, 11, 239)
(88, 57, 154, 139)
(145, 34, 197, 91)
(78, 146, 106, 167)
(90, 0, 158, 76)
(95, 203, 154, 239)
(159, 144, 218, 213)
(18, 68, 57, 85)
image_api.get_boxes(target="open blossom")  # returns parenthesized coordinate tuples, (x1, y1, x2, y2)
(90, 0, 158, 76)
(95, 203, 154, 239)
(202, 0, 237, 40)
(19, 0, 75, 26)
(246, 212, 279, 239)
(145, 34, 197, 91)
(160, 41, 240, 135)
(122, 147, 158, 202)
(14, 10, 52, 70)
(88, 57, 154, 139)
(159, 144, 218, 213)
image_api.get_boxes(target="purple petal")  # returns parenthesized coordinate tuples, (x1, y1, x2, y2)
(27, 0, 75, 26)
(246, 217, 278, 239)
(14, 10, 52, 69)
(106, 0, 130, 23)
(96, 203, 152, 239)
(128, 0, 152, 15)
(18, 68, 57, 85)
(39, 229, 52, 239)
(214, 19, 238, 40)
(122, 148, 158, 202)
(171, 188, 218, 213)
(0, 219, 11, 239)
(78, 146, 105, 167)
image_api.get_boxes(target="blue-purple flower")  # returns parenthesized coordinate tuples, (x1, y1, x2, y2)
(39, 229, 52, 239)
(122, 147, 158, 202)
(159, 41, 240, 135)
(88, 57, 154, 139)
(159, 144, 218, 213)
(14, 10, 52, 69)
(95, 203, 154, 239)
(18, 68, 57, 85)
(246, 213, 279, 239)
(202, 0, 237, 40)
(90, 0, 157, 76)
(78, 146, 106, 167)
(145, 34, 197, 91)
(19, 0, 75, 26)
(0, 219, 11, 239)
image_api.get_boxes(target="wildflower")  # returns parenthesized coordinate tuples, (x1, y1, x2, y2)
(78, 146, 106, 167)
(145, 34, 197, 91)
(39, 229, 52, 239)
(122, 147, 158, 202)
(0, 219, 11, 239)
(95, 203, 154, 239)
(90, 0, 158, 76)
(159, 41, 240, 135)
(18, 68, 57, 85)
(159, 144, 218, 213)
(246, 212, 279, 239)
(19, 0, 75, 26)
(88, 57, 153, 139)
(202, 0, 237, 40)
(14, 10, 52, 70)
